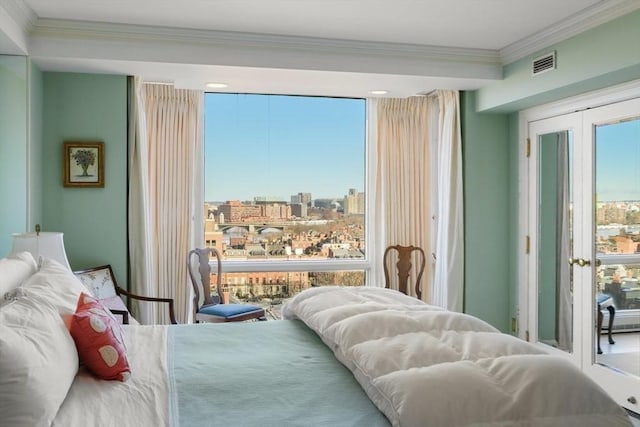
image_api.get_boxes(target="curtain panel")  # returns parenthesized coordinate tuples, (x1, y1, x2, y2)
(432, 90, 464, 312)
(369, 92, 463, 311)
(128, 79, 203, 324)
(372, 97, 433, 301)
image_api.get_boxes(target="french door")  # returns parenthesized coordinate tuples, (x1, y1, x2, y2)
(526, 97, 640, 411)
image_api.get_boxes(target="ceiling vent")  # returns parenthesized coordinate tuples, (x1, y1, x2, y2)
(532, 51, 556, 76)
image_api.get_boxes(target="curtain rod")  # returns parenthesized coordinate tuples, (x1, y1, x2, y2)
(143, 81, 174, 86)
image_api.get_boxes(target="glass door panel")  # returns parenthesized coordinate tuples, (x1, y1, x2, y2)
(527, 96, 640, 409)
(593, 116, 640, 377)
(537, 131, 574, 353)
(528, 112, 582, 365)
(581, 97, 640, 410)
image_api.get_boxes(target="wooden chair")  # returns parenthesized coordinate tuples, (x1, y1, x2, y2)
(74, 264, 177, 324)
(383, 245, 426, 300)
(187, 248, 266, 322)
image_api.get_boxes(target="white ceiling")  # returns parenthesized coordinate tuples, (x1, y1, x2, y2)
(1, 0, 636, 98)
(22, 0, 603, 49)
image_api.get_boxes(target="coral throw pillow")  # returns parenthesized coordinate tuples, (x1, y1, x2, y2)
(70, 293, 131, 381)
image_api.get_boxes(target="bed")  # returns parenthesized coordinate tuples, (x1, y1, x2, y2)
(0, 252, 633, 427)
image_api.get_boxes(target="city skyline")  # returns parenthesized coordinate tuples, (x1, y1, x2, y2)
(204, 93, 366, 202)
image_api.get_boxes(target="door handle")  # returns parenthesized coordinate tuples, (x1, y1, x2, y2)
(569, 258, 591, 267)
(577, 258, 591, 267)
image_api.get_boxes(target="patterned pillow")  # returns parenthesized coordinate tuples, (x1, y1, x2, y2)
(70, 293, 131, 381)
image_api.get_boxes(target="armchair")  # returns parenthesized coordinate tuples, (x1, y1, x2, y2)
(74, 265, 177, 324)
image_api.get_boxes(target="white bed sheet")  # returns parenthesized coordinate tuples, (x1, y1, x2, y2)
(53, 325, 169, 427)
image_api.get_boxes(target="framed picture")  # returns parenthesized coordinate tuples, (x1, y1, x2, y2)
(63, 141, 104, 187)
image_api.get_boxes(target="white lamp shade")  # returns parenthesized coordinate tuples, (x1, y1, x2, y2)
(11, 232, 72, 270)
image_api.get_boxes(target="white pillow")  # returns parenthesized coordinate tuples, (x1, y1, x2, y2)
(20, 258, 87, 318)
(0, 251, 38, 298)
(0, 295, 79, 426)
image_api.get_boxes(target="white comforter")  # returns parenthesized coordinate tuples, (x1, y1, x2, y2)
(282, 286, 632, 427)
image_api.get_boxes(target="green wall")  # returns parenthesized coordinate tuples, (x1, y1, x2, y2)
(42, 72, 128, 287)
(0, 55, 27, 256)
(477, 10, 640, 112)
(469, 9, 640, 334)
(507, 113, 519, 332)
(461, 91, 512, 332)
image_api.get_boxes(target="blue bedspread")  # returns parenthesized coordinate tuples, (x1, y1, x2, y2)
(167, 319, 390, 427)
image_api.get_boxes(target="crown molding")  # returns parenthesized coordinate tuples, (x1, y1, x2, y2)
(0, 0, 35, 53)
(31, 18, 501, 66)
(2, 0, 36, 32)
(500, 0, 640, 65)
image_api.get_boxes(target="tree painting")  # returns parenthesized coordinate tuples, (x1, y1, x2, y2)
(64, 142, 104, 187)
(72, 149, 96, 177)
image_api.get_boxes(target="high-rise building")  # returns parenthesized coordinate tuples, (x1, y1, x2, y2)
(291, 203, 307, 218)
(344, 189, 365, 215)
(291, 192, 312, 206)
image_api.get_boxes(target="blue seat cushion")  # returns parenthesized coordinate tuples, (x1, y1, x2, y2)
(597, 293, 614, 307)
(200, 303, 262, 318)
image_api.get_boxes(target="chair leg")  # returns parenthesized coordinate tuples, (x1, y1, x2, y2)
(606, 306, 615, 345)
(597, 307, 603, 355)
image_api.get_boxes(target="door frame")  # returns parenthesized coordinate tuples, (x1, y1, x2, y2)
(518, 79, 640, 411)
(526, 113, 583, 365)
(518, 78, 640, 342)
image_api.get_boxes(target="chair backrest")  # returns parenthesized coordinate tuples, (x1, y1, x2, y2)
(74, 264, 134, 323)
(74, 264, 119, 299)
(383, 245, 426, 300)
(187, 248, 223, 313)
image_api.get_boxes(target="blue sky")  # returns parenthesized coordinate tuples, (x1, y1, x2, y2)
(204, 94, 365, 202)
(596, 118, 639, 201)
(205, 95, 639, 203)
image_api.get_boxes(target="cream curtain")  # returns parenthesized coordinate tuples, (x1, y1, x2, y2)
(432, 90, 464, 311)
(128, 79, 203, 324)
(369, 91, 463, 310)
(366, 99, 385, 288)
(370, 97, 433, 301)
(432, 90, 464, 312)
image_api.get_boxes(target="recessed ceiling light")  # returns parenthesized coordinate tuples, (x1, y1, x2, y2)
(369, 90, 388, 95)
(206, 82, 228, 89)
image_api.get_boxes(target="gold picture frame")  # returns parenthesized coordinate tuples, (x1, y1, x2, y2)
(63, 141, 104, 188)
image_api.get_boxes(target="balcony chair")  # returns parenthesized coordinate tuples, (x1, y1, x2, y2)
(74, 264, 177, 324)
(383, 245, 426, 300)
(596, 293, 616, 354)
(187, 248, 266, 322)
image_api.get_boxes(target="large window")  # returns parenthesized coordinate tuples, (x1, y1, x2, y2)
(204, 94, 367, 316)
